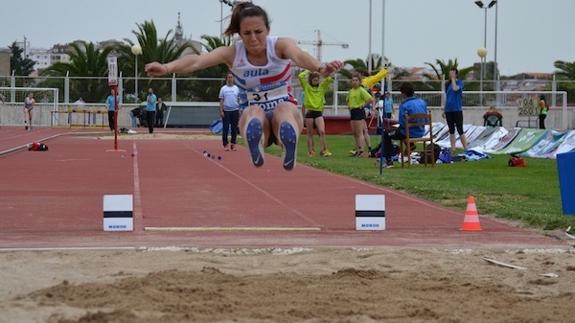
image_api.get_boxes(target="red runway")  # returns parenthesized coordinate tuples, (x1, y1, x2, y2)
(0, 127, 566, 249)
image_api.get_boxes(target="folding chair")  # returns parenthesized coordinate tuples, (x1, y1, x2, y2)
(400, 112, 435, 167)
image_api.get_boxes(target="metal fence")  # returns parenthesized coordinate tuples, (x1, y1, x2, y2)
(1, 74, 573, 105)
(1, 74, 573, 129)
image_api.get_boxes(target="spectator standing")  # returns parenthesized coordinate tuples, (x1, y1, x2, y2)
(155, 97, 167, 127)
(105, 90, 116, 131)
(219, 73, 240, 151)
(382, 91, 393, 118)
(444, 67, 468, 154)
(538, 95, 549, 129)
(145, 88, 157, 134)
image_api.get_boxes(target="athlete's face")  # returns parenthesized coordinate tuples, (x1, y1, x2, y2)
(239, 16, 269, 54)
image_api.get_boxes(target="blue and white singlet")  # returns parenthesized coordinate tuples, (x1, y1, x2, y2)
(231, 36, 295, 111)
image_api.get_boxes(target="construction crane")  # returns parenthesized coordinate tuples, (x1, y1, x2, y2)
(297, 29, 349, 62)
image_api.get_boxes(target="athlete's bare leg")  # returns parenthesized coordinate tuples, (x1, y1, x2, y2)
(239, 105, 270, 167)
(272, 102, 303, 170)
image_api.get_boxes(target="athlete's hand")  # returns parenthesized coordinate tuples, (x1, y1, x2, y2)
(320, 60, 343, 77)
(145, 62, 169, 77)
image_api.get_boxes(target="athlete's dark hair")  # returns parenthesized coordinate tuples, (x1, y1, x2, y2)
(224, 2, 270, 36)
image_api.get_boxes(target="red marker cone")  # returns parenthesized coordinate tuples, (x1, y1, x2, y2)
(461, 196, 482, 231)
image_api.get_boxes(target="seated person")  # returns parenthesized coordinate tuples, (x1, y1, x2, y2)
(381, 82, 428, 167)
(130, 107, 142, 128)
(483, 106, 503, 127)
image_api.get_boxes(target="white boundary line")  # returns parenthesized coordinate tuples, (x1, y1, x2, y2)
(0, 130, 108, 156)
(145, 226, 321, 232)
(0, 246, 140, 252)
(132, 141, 143, 231)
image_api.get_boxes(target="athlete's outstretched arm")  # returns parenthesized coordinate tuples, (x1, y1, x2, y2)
(276, 38, 342, 77)
(145, 46, 234, 76)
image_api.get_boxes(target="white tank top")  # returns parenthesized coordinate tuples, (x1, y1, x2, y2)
(231, 36, 294, 111)
(24, 97, 34, 109)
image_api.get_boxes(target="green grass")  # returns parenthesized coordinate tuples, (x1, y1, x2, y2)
(266, 134, 575, 230)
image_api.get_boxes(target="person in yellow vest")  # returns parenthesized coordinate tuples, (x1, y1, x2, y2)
(346, 74, 374, 157)
(298, 70, 334, 157)
(538, 95, 549, 129)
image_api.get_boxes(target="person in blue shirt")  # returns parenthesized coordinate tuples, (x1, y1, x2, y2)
(444, 68, 468, 153)
(105, 90, 117, 131)
(381, 91, 393, 118)
(145, 88, 157, 134)
(381, 82, 428, 167)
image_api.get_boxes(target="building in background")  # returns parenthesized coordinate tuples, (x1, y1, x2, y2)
(0, 48, 10, 76)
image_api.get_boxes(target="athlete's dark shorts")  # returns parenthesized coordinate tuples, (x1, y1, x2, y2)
(445, 111, 464, 135)
(305, 110, 323, 119)
(260, 110, 276, 146)
(350, 108, 366, 121)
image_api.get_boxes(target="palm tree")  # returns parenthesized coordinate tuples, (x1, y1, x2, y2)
(181, 35, 232, 101)
(424, 58, 473, 81)
(339, 54, 388, 90)
(554, 60, 575, 79)
(424, 58, 475, 91)
(554, 60, 575, 104)
(41, 41, 112, 102)
(116, 20, 193, 102)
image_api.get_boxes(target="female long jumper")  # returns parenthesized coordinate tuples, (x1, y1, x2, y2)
(145, 3, 341, 170)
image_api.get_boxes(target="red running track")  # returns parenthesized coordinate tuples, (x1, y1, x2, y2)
(0, 128, 566, 249)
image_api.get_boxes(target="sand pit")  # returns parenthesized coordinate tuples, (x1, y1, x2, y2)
(1, 247, 574, 323)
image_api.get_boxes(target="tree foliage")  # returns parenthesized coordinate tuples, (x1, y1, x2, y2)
(9, 42, 35, 77)
(554, 60, 575, 103)
(181, 35, 231, 101)
(41, 41, 112, 102)
(116, 20, 193, 102)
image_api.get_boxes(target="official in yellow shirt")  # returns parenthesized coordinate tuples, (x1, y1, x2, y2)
(346, 75, 374, 157)
(298, 70, 333, 157)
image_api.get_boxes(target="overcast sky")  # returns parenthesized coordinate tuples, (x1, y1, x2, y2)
(1, 0, 574, 76)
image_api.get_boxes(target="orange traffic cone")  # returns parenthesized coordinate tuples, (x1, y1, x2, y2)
(461, 196, 482, 231)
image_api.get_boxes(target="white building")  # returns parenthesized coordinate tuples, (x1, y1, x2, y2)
(27, 48, 51, 69)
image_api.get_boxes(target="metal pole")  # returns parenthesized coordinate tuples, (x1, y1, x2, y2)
(64, 71, 69, 104)
(381, 0, 385, 59)
(220, 0, 223, 37)
(112, 85, 119, 150)
(134, 57, 138, 104)
(482, 8, 487, 106)
(480, 57, 484, 107)
(483, 9, 487, 51)
(493, 1, 498, 89)
(368, 0, 373, 73)
(562, 90, 568, 130)
(333, 74, 339, 115)
(171, 73, 177, 102)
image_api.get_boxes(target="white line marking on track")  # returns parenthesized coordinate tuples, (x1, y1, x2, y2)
(132, 142, 144, 231)
(145, 226, 321, 232)
(185, 143, 322, 228)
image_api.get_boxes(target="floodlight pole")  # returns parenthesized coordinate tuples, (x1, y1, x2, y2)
(131, 45, 142, 104)
(494, 1, 500, 103)
(112, 85, 119, 150)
